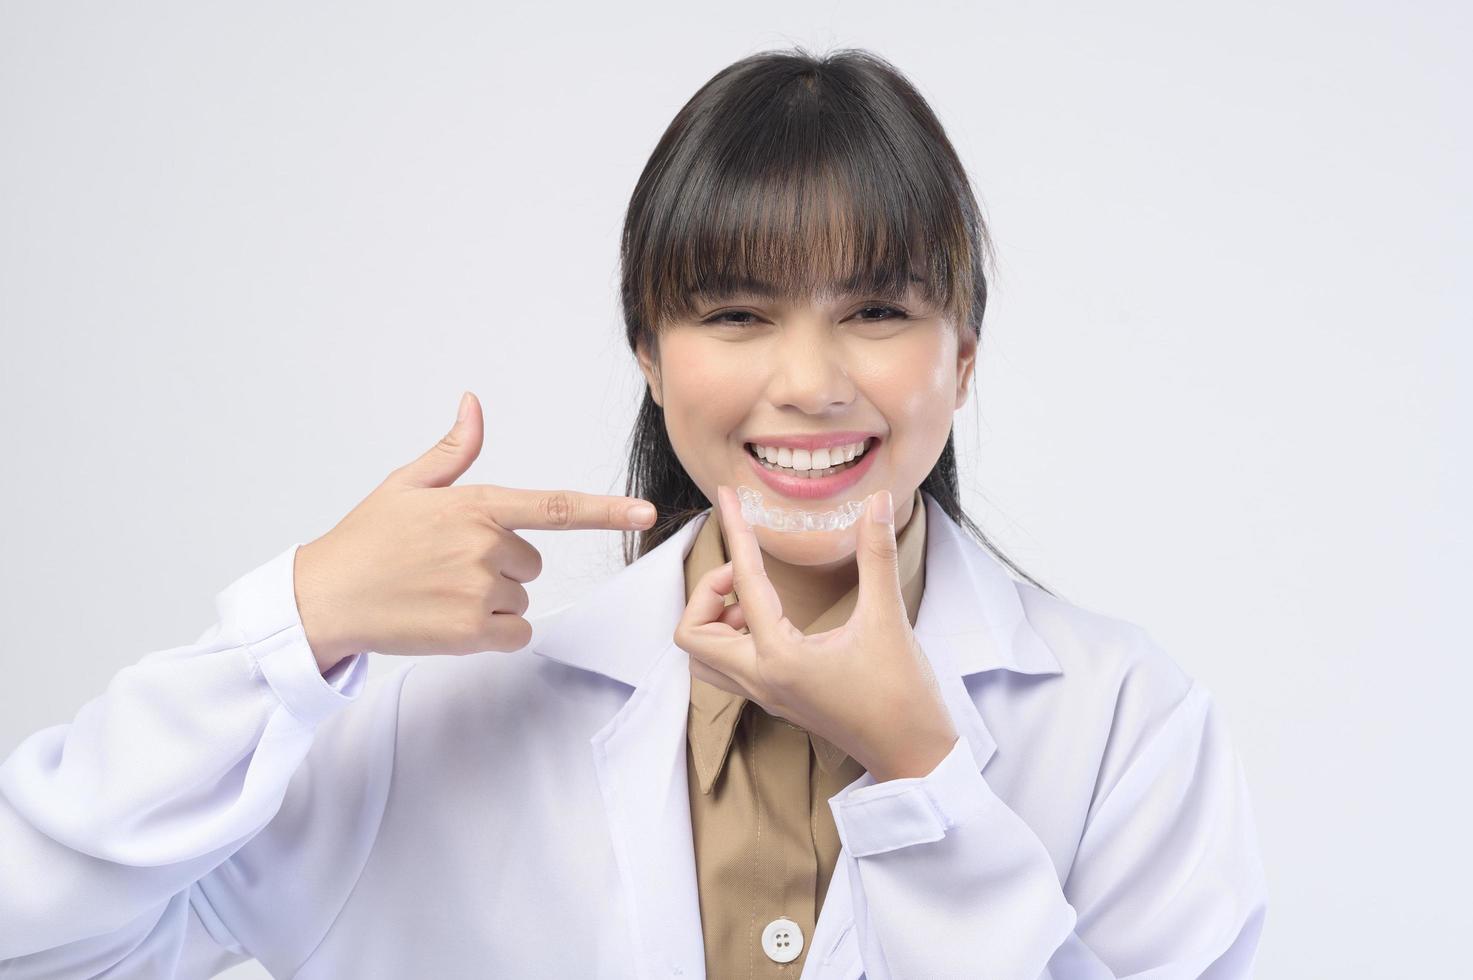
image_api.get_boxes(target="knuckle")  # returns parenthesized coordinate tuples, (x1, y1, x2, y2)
(459, 492, 498, 531)
(462, 485, 494, 520)
(432, 499, 463, 530)
(539, 491, 575, 528)
(448, 489, 479, 518)
(733, 569, 767, 596)
(869, 541, 897, 562)
(434, 430, 465, 455)
(461, 571, 494, 600)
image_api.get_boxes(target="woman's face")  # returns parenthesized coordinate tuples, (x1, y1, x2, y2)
(636, 284, 977, 567)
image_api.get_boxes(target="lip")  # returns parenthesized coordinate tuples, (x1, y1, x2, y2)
(743, 436, 879, 501)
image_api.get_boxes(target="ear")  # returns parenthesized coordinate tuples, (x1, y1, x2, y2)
(954, 328, 978, 409)
(635, 336, 663, 408)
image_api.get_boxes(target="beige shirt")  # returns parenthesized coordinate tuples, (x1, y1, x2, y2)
(683, 490, 928, 977)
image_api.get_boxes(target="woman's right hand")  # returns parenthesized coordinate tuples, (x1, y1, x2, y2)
(292, 391, 658, 673)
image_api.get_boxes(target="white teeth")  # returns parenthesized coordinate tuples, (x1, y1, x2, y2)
(748, 439, 870, 472)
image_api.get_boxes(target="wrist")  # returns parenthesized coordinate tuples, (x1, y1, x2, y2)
(301, 613, 359, 676)
(310, 640, 354, 677)
(866, 733, 958, 783)
(293, 543, 360, 676)
(860, 708, 959, 782)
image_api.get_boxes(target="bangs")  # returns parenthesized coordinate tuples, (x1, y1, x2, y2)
(624, 62, 981, 333)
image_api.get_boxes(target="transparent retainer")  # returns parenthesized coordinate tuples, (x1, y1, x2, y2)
(736, 484, 871, 532)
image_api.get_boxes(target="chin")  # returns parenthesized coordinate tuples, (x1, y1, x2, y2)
(753, 525, 861, 566)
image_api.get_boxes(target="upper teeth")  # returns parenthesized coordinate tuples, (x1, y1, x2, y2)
(748, 439, 871, 471)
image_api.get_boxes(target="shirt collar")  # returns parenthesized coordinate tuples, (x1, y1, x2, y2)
(683, 488, 928, 794)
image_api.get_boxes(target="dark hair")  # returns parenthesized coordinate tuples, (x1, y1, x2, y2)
(617, 46, 1057, 598)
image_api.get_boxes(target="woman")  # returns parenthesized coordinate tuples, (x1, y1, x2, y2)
(0, 48, 1267, 978)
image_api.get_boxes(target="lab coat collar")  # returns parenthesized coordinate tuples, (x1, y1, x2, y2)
(530, 490, 1063, 978)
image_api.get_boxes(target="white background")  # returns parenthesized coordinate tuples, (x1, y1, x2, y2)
(1, 1, 1466, 976)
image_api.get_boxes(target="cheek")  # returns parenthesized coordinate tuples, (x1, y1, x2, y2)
(849, 336, 957, 488)
(658, 338, 760, 446)
(855, 337, 955, 426)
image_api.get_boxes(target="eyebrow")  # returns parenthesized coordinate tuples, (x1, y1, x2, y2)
(695, 273, 927, 302)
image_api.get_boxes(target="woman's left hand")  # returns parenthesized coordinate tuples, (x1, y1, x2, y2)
(675, 484, 959, 783)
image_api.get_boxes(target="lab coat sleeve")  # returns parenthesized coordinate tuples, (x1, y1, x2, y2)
(827, 679, 1268, 979)
(0, 543, 385, 975)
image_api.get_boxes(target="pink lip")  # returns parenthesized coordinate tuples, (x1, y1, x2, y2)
(743, 436, 879, 501)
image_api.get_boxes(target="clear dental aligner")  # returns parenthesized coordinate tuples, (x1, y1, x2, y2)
(736, 484, 871, 532)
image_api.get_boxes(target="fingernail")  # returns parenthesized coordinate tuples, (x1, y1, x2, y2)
(456, 391, 471, 422)
(873, 490, 894, 525)
(630, 503, 656, 526)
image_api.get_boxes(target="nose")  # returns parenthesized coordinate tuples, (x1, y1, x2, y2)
(764, 328, 856, 415)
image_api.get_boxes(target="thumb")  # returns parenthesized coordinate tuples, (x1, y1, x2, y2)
(854, 490, 902, 620)
(391, 391, 484, 489)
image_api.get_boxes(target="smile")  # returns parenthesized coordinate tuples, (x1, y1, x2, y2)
(742, 437, 880, 501)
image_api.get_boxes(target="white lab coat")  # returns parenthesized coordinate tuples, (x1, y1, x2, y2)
(0, 491, 1268, 979)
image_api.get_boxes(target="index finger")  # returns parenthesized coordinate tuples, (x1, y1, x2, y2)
(471, 485, 657, 531)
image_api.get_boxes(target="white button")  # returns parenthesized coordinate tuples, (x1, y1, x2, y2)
(760, 916, 804, 963)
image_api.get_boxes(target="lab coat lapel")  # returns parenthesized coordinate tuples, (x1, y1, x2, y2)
(533, 518, 709, 979)
(589, 638, 705, 979)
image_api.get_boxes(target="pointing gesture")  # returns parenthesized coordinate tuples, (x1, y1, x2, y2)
(294, 392, 658, 672)
(675, 484, 959, 783)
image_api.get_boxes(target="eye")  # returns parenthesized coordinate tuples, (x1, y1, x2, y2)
(701, 309, 763, 327)
(851, 304, 910, 322)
